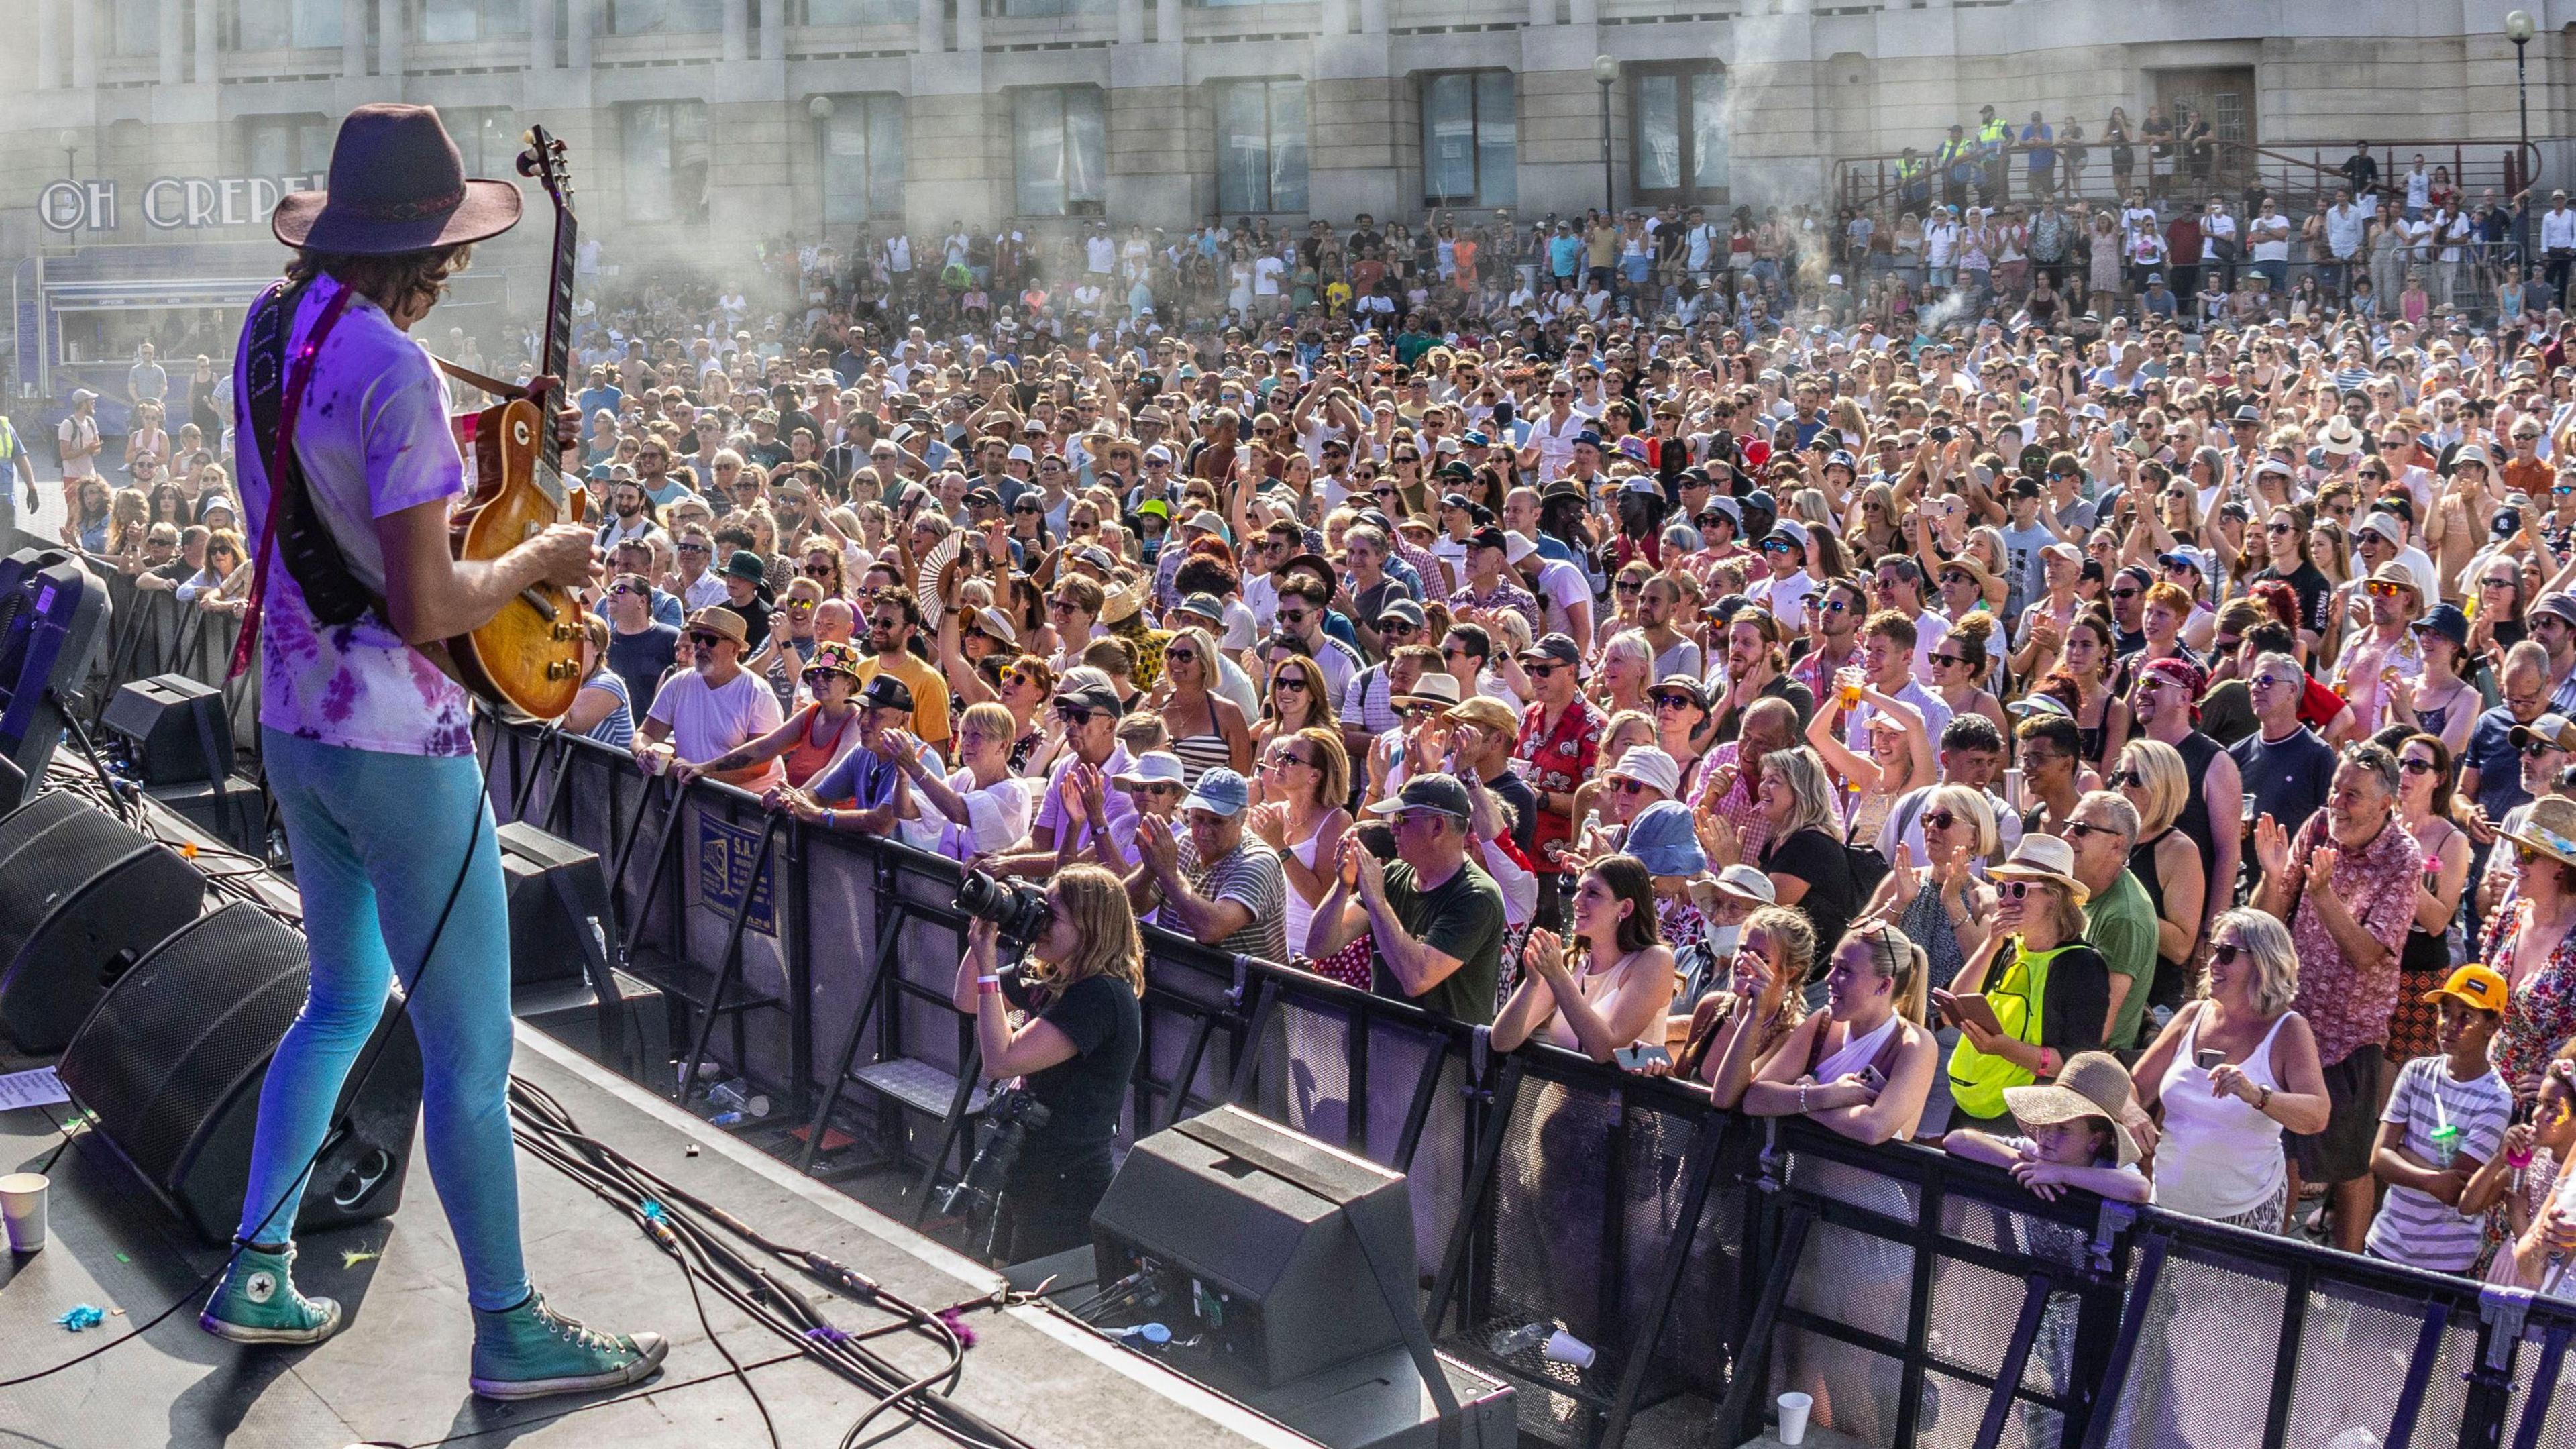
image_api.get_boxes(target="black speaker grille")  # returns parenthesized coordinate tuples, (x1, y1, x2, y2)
(0, 792, 205, 1052)
(60, 904, 311, 1185)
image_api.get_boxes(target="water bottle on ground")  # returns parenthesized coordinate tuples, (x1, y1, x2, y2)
(706, 1078, 771, 1121)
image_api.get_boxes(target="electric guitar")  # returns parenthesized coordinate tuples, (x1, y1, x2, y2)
(440, 125, 589, 721)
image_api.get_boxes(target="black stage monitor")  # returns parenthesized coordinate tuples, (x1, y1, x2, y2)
(0, 547, 109, 808)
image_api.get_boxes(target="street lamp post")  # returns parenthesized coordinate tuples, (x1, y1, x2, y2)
(808, 94, 836, 227)
(2508, 9, 2536, 282)
(1593, 55, 1619, 218)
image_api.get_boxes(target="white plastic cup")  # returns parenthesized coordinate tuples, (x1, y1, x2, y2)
(1776, 1390, 1813, 1446)
(0, 1172, 48, 1254)
(1540, 1328, 1595, 1368)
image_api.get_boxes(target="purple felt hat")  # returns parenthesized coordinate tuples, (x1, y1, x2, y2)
(270, 104, 523, 255)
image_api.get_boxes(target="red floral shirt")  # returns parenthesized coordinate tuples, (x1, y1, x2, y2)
(1514, 696, 1605, 871)
(2481, 900, 2576, 1093)
(2284, 811, 2424, 1069)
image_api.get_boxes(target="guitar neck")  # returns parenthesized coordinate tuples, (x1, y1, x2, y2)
(541, 203, 578, 385)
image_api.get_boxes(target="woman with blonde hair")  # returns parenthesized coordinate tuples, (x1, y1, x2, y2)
(2112, 738, 2206, 1014)
(1255, 649, 1332, 753)
(1846, 481, 1903, 562)
(1250, 727, 1359, 985)
(1593, 629, 1655, 720)
(1741, 921, 1940, 1144)
(2131, 907, 2330, 1228)
(1705, 748, 1866, 997)
(1156, 625, 1250, 784)
(951, 863, 1144, 1261)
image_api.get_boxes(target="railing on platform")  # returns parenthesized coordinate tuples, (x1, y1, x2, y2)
(1833, 137, 2544, 222)
(482, 720, 2576, 1449)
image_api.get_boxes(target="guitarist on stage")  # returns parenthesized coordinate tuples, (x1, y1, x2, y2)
(200, 104, 667, 1401)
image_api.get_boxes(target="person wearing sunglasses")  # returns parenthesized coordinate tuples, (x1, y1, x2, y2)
(1941, 834, 2114, 1132)
(984, 684, 1137, 882)
(2128, 908, 2331, 1231)
(682, 636, 866, 800)
(633, 604, 786, 792)
(2249, 741, 2424, 1252)
(600, 571, 680, 722)
(2322, 560, 2425, 739)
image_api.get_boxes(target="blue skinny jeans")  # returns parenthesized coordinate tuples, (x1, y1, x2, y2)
(235, 728, 530, 1312)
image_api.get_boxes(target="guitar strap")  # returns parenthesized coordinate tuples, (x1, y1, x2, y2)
(230, 277, 389, 681)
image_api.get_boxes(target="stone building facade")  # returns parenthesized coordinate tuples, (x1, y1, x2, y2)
(0, 0, 2565, 392)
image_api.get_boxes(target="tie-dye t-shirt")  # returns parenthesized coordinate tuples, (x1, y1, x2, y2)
(232, 274, 476, 757)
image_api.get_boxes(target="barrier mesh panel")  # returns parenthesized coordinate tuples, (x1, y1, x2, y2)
(1270, 996, 1356, 1147)
(1771, 1322, 1901, 1448)
(2510, 1327, 2576, 1448)
(2090, 1243, 2287, 1448)
(2277, 1277, 2477, 1449)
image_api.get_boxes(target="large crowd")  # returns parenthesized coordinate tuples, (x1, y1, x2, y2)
(44, 168, 2576, 1320)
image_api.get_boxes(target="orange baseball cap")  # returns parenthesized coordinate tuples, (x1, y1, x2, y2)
(2422, 963, 2510, 1014)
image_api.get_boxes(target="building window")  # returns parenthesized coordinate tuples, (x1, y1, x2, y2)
(239, 114, 335, 176)
(232, 0, 344, 49)
(605, 0, 722, 34)
(1421, 72, 1515, 209)
(421, 0, 530, 42)
(110, 0, 160, 56)
(443, 108, 523, 178)
(622, 101, 710, 224)
(820, 94, 908, 225)
(1214, 80, 1307, 215)
(800, 0, 915, 20)
(1013, 87, 1106, 219)
(1631, 65, 1728, 201)
(1000, 0, 1110, 14)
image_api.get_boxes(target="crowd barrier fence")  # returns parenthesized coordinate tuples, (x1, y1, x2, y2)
(476, 718, 2576, 1449)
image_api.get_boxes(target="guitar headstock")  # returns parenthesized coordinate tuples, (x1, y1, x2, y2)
(516, 125, 574, 215)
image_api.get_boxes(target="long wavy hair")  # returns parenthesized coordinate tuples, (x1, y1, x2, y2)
(1037, 864, 1144, 998)
(288, 242, 476, 320)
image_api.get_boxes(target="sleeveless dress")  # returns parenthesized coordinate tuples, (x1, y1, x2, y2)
(2390, 820, 2460, 1063)
(1165, 694, 1234, 789)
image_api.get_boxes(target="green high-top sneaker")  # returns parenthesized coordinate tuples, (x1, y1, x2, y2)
(199, 1244, 343, 1346)
(469, 1291, 668, 1401)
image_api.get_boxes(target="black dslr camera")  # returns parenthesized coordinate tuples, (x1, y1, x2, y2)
(955, 867, 1051, 946)
(938, 1087, 1053, 1218)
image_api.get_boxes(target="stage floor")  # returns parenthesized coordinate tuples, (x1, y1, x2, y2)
(0, 1026, 1309, 1449)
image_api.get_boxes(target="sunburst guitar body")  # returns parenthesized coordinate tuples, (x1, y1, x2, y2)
(443, 395, 588, 720)
(438, 123, 589, 722)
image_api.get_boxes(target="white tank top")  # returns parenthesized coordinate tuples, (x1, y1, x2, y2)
(1283, 827, 1330, 959)
(2151, 1006, 2292, 1221)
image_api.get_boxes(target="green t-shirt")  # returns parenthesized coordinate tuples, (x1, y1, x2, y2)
(2084, 868, 2160, 1050)
(1372, 857, 1507, 1026)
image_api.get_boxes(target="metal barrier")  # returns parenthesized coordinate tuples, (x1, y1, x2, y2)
(482, 720, 2576, 1449)
(64, 557, 261, 754)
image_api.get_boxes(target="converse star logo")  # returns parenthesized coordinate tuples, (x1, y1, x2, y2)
(244, 1270, 279, 1305)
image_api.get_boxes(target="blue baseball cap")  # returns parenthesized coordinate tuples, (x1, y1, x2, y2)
(1181, 767, 1250, 818)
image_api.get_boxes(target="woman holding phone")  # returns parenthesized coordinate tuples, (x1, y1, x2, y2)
(2129, 908, 2328, 1229)
(1937, 835, 2112, 1131)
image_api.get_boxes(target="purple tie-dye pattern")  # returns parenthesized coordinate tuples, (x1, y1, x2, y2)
(231, 275, 476, 759)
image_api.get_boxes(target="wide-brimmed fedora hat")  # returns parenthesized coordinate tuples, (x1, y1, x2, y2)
(271, 104, 523, 255)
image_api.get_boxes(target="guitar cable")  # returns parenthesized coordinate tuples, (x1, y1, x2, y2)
(0, 716, 493, 1390)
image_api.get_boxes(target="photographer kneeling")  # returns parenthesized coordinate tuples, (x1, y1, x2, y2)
(950, 863, 1145, 1261)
